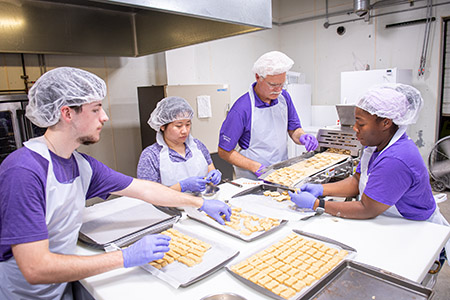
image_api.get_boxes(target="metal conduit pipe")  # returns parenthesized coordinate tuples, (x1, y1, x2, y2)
(272, 0, 449, 27)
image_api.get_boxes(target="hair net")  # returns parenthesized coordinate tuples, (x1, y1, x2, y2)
(252, 51, 294, 77)
(356, 83, 423, 126)
(148, 96, 194, 131)
(26, 67, 107, 127)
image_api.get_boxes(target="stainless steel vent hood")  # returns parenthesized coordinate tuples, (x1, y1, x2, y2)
(0, 0, 271, 57)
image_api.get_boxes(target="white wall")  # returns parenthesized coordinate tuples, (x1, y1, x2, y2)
(165, 28, 280, 104)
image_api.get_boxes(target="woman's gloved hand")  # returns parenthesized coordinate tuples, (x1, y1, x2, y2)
(255, 164, 267, 177)
(122, 234, 171, 268)
(200, 199, 231, 225)
(179, 176, 207, 192)
(299, 134, 319, 152)
(206, 169, 222, 185)
(288, 191, 317, 210)
(300, 183, 324, 198)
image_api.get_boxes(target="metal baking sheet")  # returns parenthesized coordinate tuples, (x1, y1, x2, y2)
(299, 260, 434, 300)
(259, 153, 350, 188)
(79, 197, 181, 249)
(184, 205, 288, 242)
(226, 230, 357, 300)
(229, 184, 315, 221)
(107, 224, 239, 288)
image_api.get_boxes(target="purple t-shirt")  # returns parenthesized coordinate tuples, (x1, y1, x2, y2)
(355, 133, 435, 220)
(218, 83, 302, 151)
(0, 147, 133, 261)
(137, 138, 212, 183)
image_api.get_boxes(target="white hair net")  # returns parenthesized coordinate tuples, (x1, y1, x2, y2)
(356, 83, 423, 126)
(252, 51, 294, 77)
(26, 67, 106, 127)
(148, 96, 194, 131)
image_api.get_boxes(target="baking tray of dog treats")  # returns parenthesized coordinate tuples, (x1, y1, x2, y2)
(106, 223, 239, 288)
(298, 260, 434, 300)
(229, 184, 315, 221)
(259, 152, 350, 188)
(226, 230, 356, 300)
(184, 204, 288, 242)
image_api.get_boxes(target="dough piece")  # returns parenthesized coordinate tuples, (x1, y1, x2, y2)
(312, 252, 324, 260)
(264, 280, 279, 291)
(336, 250, 349, 258)
(186, 252, 202, 264)
(303, 274, 316, 285)
(280, 287, 296, 299)
(292, 280, 307, 292)
(312, 260, 326, 268)
(269, 269, 283, 279)
(286, 268, 300, 277)
(326, 248, 338, 256)
(274, 273, 289, 283)
(270, 191, 281, 197)
(313, 268, 329, 279)
(306, 265, 319, 275)
(258, 275, 272, 286)
(272, 285, 287, 296)
(295, 270, 308, 280)
(178, 256, 195, 267)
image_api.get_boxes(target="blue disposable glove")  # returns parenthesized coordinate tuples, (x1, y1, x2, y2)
(206, 169, 222, 185)
(299, 134, 319, 152)
(200, 199, 232, 225)
(255, 164, 267, 177)
(122, 234, 171, 268)
(180, 176, 207, 192)
(300, 183, 324, 198)
(288, 191, 317, 210)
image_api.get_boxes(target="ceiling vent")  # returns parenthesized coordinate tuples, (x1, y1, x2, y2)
(0, 0, 271, 57)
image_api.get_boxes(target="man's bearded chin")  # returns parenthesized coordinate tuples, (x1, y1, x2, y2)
(78, 135, 99, 145)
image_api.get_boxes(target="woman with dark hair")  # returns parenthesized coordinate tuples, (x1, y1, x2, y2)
(138, 96, 221, 193)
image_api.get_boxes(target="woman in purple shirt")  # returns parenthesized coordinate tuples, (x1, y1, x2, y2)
(137, 96, 222, 193)
(289, 84, 449, 265)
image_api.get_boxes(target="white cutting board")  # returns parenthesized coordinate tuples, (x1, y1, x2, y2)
(298, 215, 450, 283)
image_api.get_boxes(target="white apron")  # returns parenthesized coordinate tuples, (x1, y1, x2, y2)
(157, 131, 209, 187)
(234, 84, 289, 180)
(0, 136, 92, 300)
(359, 127, 450, 260)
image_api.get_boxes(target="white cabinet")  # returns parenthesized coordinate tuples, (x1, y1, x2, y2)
(340, 68, 412, 105)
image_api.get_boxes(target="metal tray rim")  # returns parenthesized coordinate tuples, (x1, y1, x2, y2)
(187, 208, 288, 242)
(298, 260, 434, 300)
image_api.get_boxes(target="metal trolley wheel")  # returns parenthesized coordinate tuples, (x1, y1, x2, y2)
(428, 136, 450, 192)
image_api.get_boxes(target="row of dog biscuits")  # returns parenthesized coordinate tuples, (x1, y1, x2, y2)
(149, 228, 211, 269)
(224, 206, 281, 236)
(263, 190, 291, 202)
(230, 233, 348, 299)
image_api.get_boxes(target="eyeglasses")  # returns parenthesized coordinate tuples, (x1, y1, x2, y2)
(262, 77, 286, 89)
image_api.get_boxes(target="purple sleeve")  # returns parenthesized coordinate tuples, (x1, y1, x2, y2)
(283, 90, 302, 130)
(363, 157, 412, 206)
(218, 95, 251, 151)
(81, 154, 133, 199)
(137, 144, 162, 183)
(0, 149, 49, 254)
(194, 139, 213, 165)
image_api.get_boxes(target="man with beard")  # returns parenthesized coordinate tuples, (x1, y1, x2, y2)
(218, 51, 318, 180)
(0, 67, 231, 299)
